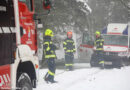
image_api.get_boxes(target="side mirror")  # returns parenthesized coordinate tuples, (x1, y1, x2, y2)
(37, 23, 43, 28)
(37, 19, 43, 28)
(43, 0, 51, 10)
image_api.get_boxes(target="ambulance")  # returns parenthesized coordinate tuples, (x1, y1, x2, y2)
(101, 23, 130, 67)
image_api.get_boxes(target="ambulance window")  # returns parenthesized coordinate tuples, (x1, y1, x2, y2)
(82, 32, 90, 44)
(19, 0, 33, 11)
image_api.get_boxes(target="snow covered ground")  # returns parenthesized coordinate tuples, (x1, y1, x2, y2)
(34, 66, 130, 90)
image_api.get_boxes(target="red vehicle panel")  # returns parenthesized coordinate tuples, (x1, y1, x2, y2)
(0, 65, 11, 89)
(18, 1, 37, 52)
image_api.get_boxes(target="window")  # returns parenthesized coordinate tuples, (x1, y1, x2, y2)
(103, 35, 128, 46)
(0, 0, 15, 27)
(82, 32, 90, 44)
(19, 0, 33, 11)
(0, 33, 16, 66)
(82, 32, 93, 45)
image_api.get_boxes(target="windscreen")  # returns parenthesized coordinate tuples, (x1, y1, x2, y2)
(103, 35, 128, 46)
(82, 32, 90, 44)
(19, 0, 33, 11)
(0, 0, 15, 27)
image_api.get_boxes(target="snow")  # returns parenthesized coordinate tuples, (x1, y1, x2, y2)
(76, 0, 92, 13)
(34, 66, 130, 90)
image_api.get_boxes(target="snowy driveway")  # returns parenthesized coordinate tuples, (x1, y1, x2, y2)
(34, 66, 130, 90)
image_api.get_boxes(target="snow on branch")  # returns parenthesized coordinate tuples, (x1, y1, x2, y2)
(76, 0, 92, 13)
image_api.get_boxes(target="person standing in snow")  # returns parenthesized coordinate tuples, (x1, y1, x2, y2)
(63, 31, 76, 71)
(43, 29, 57, 83)
(94, 31, 104, 68)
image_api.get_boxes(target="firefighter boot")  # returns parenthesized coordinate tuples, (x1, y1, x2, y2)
(51, 80, 58, 83)
(49, 76, 58, 83)
(44, 73, 49, 83)
(65, 66, 69, 71)
(69, 66, 73, 71)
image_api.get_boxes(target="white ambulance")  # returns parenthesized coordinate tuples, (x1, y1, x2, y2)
(101, 23, 130, 67)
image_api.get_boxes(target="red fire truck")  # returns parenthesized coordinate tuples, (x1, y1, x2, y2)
(0, 0, 49, 89)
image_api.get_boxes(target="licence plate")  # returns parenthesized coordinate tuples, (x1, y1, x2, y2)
(104, 61, 112, 65)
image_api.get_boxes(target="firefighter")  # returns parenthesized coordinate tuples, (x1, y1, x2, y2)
(43, 29, 57, 83)
(94, 31, 104, 68)
(63, 31, 76, 71)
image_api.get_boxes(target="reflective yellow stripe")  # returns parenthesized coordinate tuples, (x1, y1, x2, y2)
(101, 39, 104, 41)
(64, 47, 67, 49)
(63, 42, 67, 45)
(46, 46, 50, 51)
(51, 50, 54, 53)
(66, 50, 73, 52)
(96, 39, 104, 42)
(44, 42, 49, 45)
(99, 61, 104, 64)
(66, 50, 71, 52)
(45, 55, 56, 58)
(96, 40, 100, 42)
(65, 64, 73, 66)
(100, 43, 103, 46)
(66, 40, 73, 43)
(96, 48, 103, 50)
(73, 49, 76, 50)
(50, 41, 52, 44)
(44, 42, 50, 51)
(94, 42, 96, 46)
(48, 70, 55, 76)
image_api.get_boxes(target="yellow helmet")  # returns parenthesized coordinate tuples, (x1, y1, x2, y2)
(95, 31, 100, 35)
(45, 29, 54, 37)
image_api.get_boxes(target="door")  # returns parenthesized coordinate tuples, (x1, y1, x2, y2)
(0, 0, 16, 89)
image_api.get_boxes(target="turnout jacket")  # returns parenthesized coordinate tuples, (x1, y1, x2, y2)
(43, 36, 56, 59)
(63, 38, 76, 53)
(94, 36, 104, 51)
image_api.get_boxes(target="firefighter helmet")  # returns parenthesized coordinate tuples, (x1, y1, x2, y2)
(95, 31, 101, 35)
(45, 29, 53, 37)
(67, 31, 72, 38)
(67, 31, 72, 36)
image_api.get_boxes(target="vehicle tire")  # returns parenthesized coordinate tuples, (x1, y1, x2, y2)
(90, 60, 95, 67)
(90, 53, 97, 67)
(17, 73, 32, 90)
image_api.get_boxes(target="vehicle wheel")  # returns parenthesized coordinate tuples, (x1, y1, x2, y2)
(17, 73, 32, 90)
(90, 60, 95, 67)
(90, 54, 97, 67)
(100, 63, 105, 69)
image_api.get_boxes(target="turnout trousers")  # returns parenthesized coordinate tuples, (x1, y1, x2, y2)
(65, 53, 74, 70)
(45, 58, 56, 82)
(96, 50, 104, 68)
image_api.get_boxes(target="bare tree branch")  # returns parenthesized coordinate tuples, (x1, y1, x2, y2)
(119, 0, 130, 9)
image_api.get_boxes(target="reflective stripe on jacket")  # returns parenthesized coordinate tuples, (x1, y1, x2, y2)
(63, 38, 76, 53)
(95, 37, 104, 51)
(43, 36, 56, 59)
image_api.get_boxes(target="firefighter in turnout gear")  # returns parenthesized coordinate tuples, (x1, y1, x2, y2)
(43, 29, 57, 83)
(63, 31, 76, 71)
(94, 31, 104, 68)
